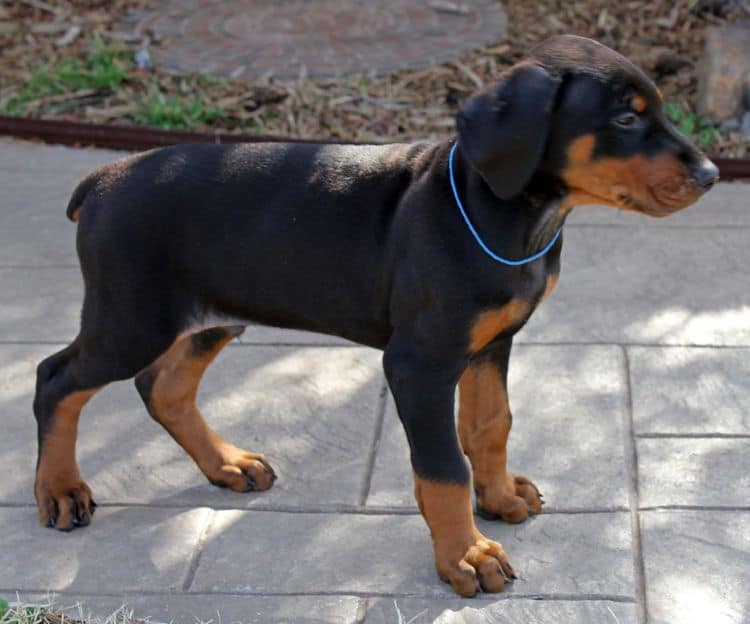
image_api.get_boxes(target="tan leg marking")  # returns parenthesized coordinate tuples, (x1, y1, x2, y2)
(458, 362, 543, 523)
(469, 300, 530, 353)
(137, 327, 275, 492)
(35, 388, 100, 530)
(414, 476, 514, 597)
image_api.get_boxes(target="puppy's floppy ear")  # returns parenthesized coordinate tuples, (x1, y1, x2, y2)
(456, 63, 559, 199)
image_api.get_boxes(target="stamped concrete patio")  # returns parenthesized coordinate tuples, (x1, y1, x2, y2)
(0, 138, 748, 623)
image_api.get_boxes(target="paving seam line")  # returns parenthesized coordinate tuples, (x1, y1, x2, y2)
(358, 378, 390, 506)
(0, 501, 630, 514)
(621, 345, 648, 624)
(6, 341, 750, 349)
(0, 589, 639, 602)
(180, 508, 215, 592)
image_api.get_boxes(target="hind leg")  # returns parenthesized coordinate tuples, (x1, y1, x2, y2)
(134, 326, 276, 492)
(34, 346, 99, 530)
(34, 306, 179, 530)
(33, 342, 110, 530)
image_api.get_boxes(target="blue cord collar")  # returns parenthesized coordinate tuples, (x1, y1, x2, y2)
(448, 142, 562, 266)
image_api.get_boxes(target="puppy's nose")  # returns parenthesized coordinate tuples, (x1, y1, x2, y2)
(690, 160, 719, 191)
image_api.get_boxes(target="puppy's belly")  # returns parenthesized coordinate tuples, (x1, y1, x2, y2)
(177, 310, 371, 345)
(177, 311, 252, 341)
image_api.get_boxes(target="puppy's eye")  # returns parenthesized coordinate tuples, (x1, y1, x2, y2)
(614, 113, 638, 127)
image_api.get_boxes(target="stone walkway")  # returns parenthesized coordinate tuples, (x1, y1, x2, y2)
(0, 138, 749, 623)
(115, 0, 507, 79)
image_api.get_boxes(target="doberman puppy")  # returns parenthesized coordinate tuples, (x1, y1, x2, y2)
(33, 35, 717, 596)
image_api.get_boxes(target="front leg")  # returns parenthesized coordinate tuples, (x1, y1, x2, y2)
(458, 339, 543, 523)
(384, 339, 515, 597)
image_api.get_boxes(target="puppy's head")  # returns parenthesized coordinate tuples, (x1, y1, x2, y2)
(457, 35, 718, 216)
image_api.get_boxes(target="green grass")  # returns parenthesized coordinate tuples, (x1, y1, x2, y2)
(0, 40, 131, 115)
(134, 90, 223, 130)
(0, 40, 233, 130)
(0, 597, 142, 624)
(0, 597, 71, 624)
(664, 100, 720, 149)
(0, 604, 61, 624)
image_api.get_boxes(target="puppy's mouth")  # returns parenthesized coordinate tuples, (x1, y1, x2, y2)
(613, 190, 682, 218)
(612, 179, 703, 217)
(566, 186, 680, 217)
(566, 176, 705, 217)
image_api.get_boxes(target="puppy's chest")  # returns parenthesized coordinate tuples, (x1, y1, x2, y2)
(468, 268, 559, 352)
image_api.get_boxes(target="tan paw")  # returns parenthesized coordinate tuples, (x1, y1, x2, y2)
(35, 479, 96, 531)
(208, 448, 277, 492)
(476, 474, 544, 523)
(437, 532, 516, 597)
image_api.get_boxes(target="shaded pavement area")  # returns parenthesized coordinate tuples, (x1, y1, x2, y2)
(0, 138, 748, 623)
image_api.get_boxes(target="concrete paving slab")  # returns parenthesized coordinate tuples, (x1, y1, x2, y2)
(0, 344, 383, 508)
(0, 139, 123, 174)
(638, 438, 750, 508)
(193, 511, 634, 598)
(368, 345, 630, 511)
(29, 593, 362, 624)
(0, 506, 209, 593)
(0, 172, 84, 267)
(364, 597, 636, 623)
(518, 226, 750, 346)
(641, 510, 750, 624)
(0, 344, 46, 503)
(365, 398, 417, 509)
(629, 347, 750, 434)
(0, 171, 82, 202)
(0, 204, 77, 267)
(566, 182, 750, 227)
(239, 325, 352, 345)
(0, 268, 82, 343)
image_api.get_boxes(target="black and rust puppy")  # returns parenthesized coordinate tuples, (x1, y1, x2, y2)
(34, 35, 717, 596)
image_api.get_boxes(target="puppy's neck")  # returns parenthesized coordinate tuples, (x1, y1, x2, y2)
(521, 175, 572, 254)
(454, 155, 568, 259)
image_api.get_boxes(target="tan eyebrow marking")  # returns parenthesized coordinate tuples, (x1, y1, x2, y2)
(631, 95, 647, 113)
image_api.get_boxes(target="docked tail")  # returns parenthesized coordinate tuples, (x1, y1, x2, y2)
(65, 172, 100, 222)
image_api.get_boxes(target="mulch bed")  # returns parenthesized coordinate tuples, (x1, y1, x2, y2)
(1, 0, 749, 156)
